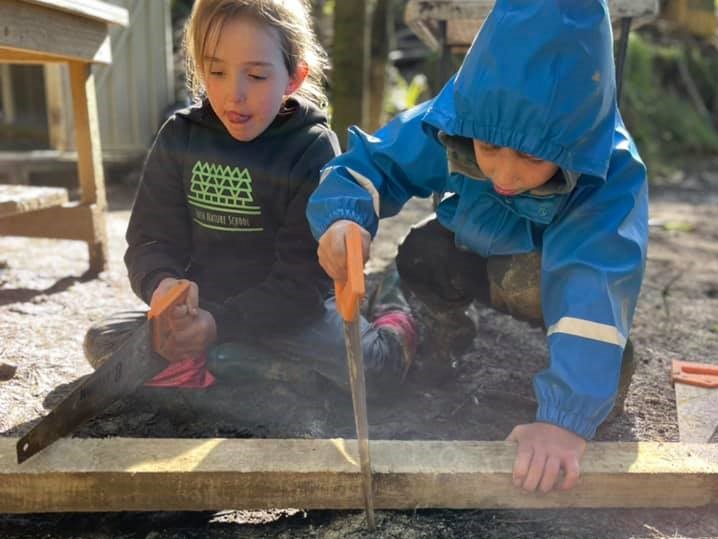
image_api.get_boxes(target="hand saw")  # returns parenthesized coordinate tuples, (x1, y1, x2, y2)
(335, 223, 375, 530)
(16, 281, 191, 464)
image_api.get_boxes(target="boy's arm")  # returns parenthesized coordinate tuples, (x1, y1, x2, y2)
(200, 132, 339, 343)
(535, 127, 649, 440)
(306, 101, 449, 241)
(125, 118, 192, 303)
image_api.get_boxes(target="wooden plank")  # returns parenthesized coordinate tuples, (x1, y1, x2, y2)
(0, 0, 112, 64)
(1, 438, 717, 513)
(0, 48, 78, 64)
(675, 383, 718, 443)
(20, 0, 128, 26)
(0, 202, 101, 241)
(0, 184, 68, 218)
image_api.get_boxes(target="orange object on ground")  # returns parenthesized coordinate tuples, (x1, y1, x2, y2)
(672, 360, 718, 388)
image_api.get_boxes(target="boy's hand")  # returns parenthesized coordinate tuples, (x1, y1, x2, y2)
(317, 220, 371, 281)
(507, 422, 586, 493)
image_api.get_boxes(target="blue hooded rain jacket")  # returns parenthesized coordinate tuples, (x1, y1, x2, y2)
(306, 0, 649, 439)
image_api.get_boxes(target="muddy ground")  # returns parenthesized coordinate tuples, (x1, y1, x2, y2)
(0, 161, 717, 538)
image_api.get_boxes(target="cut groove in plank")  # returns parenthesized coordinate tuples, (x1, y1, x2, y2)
(1, 438, 717, 513)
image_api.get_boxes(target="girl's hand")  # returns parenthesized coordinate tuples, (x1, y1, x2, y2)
(151, 278, 211, 360)
(168, 308, 217, 359)
(506, 422, 587, 493)
(317, 220, 371, 282)
(152, 278, 199, 319)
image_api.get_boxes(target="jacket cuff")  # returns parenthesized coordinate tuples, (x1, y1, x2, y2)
(535, 404, 597, 440)
(310, 208, 378, 240)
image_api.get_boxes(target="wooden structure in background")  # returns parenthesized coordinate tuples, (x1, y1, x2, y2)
(405, 0, 661, 55)
(405, 0, 662, 101)
(0, 0, 128, 273)
(1, 438, 717, 512)
(40, 0, 175, 161)
(663, 0, 717, 38)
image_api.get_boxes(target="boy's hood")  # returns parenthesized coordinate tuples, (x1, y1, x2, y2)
(423, 0, 618, 179)
(176, 97, 329, 139)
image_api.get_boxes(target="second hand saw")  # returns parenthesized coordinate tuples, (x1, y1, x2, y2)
(16, 281, 191, 463)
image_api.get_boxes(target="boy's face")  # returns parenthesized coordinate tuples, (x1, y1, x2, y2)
(203, 17, 305, 142)
(473, 140, 559, 196)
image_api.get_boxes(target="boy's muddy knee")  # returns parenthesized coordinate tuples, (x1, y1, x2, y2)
(487, 252, 542, 324)
(397, 218, 478, 305)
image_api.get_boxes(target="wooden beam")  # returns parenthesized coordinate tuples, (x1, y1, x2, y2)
(0, 202, 101, 241)
(0, 185, 68, 218)
(0, 48, 75, 64)
(20, 0, 129, 26)
(0, 0, 112, 64)
(1, 438, 717, 513)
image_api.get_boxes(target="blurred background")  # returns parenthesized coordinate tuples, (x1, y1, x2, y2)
(0, 0, 716, 187)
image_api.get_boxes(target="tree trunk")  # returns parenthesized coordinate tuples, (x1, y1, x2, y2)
(367, 0, 393, 133)
(331, 0, 372, 148)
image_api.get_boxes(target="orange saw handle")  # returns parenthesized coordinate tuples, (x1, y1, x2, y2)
(672, 359, 718, 388)
(334, 223, 366, 322)
(147, 280, 191, 361)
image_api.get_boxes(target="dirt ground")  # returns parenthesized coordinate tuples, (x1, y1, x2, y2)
(1, 160, 717, 538)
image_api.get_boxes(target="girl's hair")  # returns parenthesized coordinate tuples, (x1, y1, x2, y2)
(183, 0, 329, 109)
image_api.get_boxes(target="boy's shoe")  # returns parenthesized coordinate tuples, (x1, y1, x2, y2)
(366, 265, 418, 381)
(373, 310, 418, 381)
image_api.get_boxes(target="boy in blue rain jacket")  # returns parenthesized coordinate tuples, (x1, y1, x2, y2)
(307, 0, 648, 493)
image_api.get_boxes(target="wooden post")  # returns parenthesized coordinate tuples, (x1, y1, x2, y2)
(43, 64, 70, 151)
(0, 64, 15, 125)
(69, 60, 107, 272)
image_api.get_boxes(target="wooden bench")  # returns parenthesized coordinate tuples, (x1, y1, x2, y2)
(0, 184, 68, 218)
(0, 0, 129, 273)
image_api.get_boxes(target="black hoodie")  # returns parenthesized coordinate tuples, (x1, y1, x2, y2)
(125, 98, 339, 343)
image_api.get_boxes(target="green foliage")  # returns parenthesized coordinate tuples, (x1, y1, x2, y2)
(385, 70, 430, 117)
(622, 32, 718, 175)
(322, 0, 335, 17)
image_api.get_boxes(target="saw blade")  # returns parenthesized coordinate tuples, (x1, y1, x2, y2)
(16, 322, 166, 463)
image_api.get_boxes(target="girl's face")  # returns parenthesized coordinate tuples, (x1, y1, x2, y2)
(472, 140, 559, 196)
(203, 17, 305, 142)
